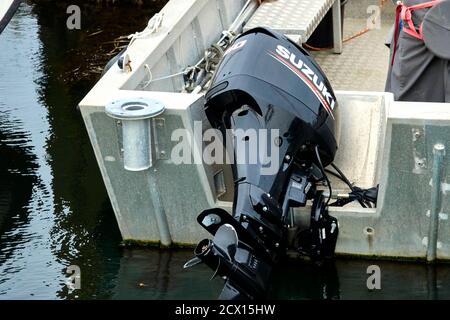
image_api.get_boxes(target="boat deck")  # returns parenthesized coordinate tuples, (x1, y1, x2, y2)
(312, 0, 395, 92)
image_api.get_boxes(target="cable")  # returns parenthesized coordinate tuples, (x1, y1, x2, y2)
(325, 168, 367, 207)
(141, 65, 195, 89)
(127, 13, 164, 47)
(314, 146, 332, 206)
(327, 163, 378, 208)
(328, 163, 367, 207)
(330, 163, 354, 191)
(325, 167, 353, 191)
(330, 164, 367, 207)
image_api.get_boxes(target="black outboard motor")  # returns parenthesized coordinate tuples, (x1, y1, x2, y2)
(184, 28, 340, 299)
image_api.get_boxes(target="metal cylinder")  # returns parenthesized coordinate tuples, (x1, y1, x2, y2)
(427, 143, 445, 262)
(122, 119, 151, 171)
(105, 97, 165, 171)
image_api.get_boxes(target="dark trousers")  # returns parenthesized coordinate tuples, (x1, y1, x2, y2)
(385, 0, 450, 102)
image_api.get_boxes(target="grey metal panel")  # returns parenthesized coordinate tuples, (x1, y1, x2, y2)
(244, 0, 335, 41)
(82, 100, 235, 246)
(317, 118, 450, 260)
(87, 111, 161, 241)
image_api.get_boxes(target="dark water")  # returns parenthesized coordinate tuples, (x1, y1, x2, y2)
(1, 1, 450, 300)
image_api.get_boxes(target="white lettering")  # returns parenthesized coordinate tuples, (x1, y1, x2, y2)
(275, 45, 290, 59)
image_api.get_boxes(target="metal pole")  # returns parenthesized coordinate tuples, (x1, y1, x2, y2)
(332, 0, 343, 54)
(427, 143, 445, 262)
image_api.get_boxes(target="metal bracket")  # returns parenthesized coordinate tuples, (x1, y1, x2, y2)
(105, 97, 165, 171)
(153, 117, 169, 160)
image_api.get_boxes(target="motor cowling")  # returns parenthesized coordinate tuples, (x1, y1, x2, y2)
(205, 27, 339, 167)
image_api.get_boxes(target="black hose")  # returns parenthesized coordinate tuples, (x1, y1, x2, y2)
(327, 164, 368, 208)
(314, 146, 332, 206)
(330, 163, 354, 190)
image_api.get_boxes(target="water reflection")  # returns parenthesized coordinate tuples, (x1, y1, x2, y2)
(0, 4, 64, 298)
(29, 0, 168, 300)
(272, 259, 450, 300)
(0, 119, 37, 234)
(271, 260, 340, 300)
(0, 1, 166, 299)
(110, 251, 450, 300)
(111, 249, 223, 300)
